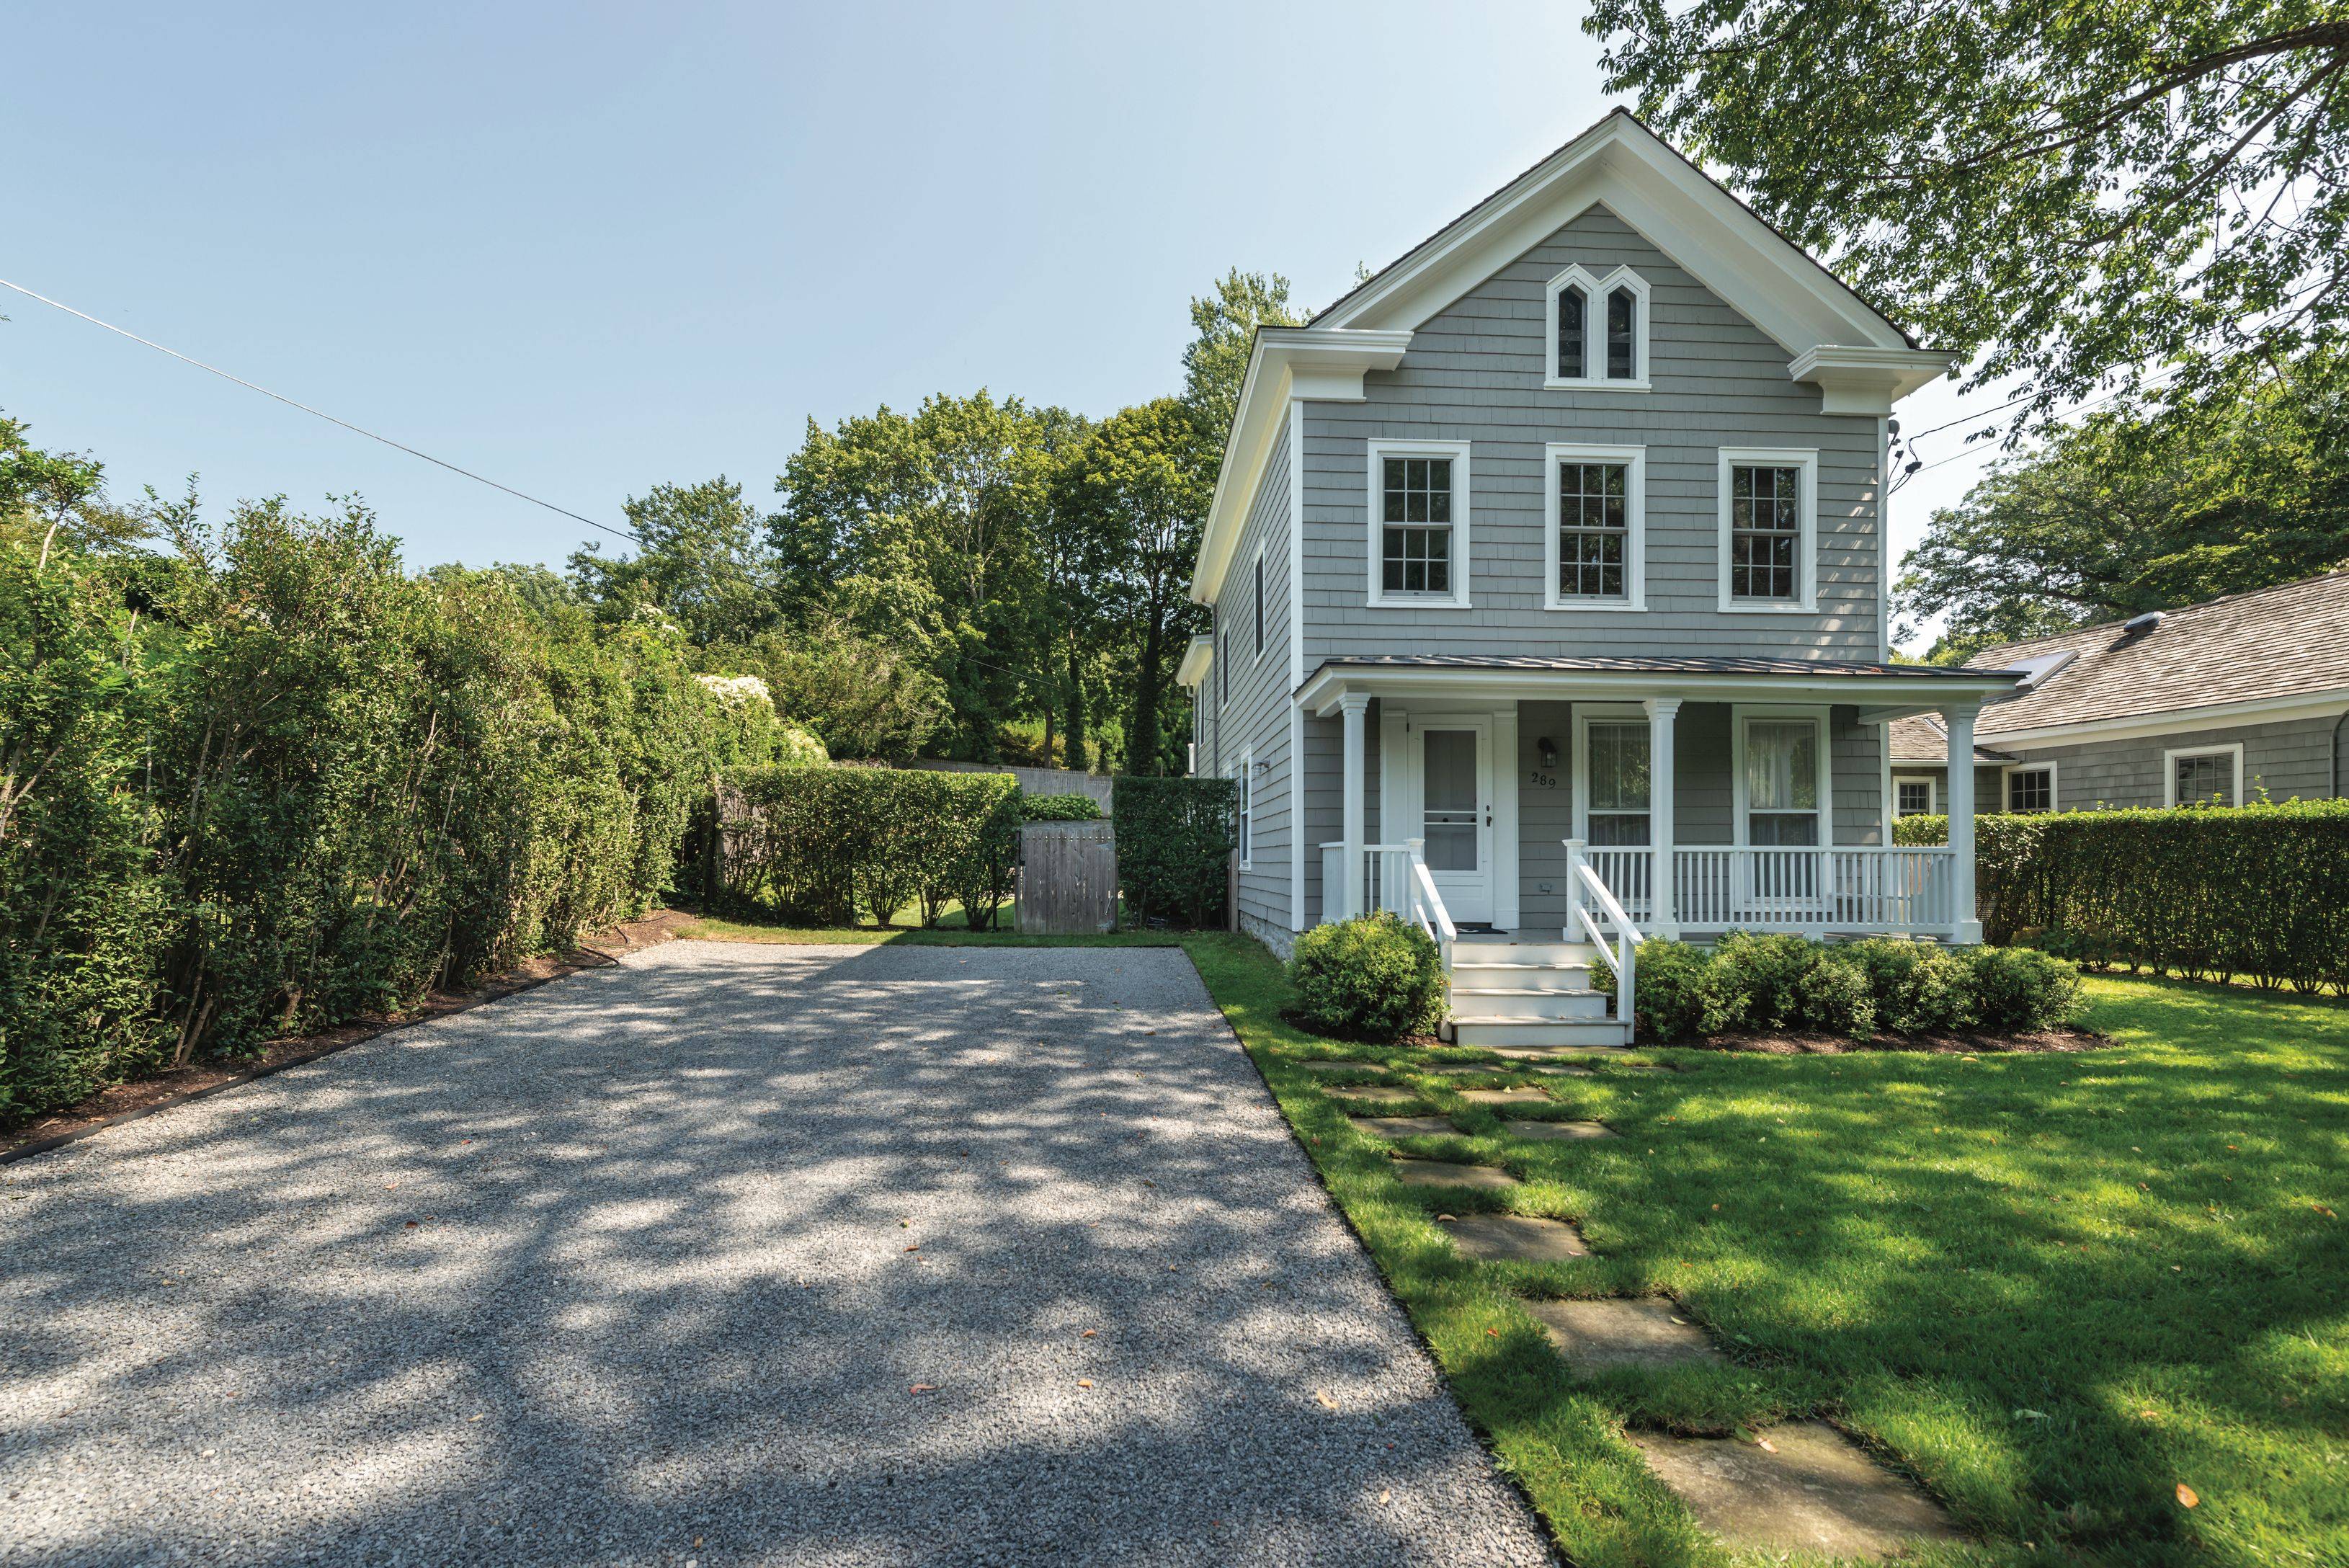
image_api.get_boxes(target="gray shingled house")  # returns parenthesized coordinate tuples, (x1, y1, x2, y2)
(1888, 569, 2349, 822)
(1173, 112, 2019, 1046)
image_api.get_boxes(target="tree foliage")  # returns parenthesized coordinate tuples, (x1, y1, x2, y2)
(1583, 1, 2349, 426)
(1181, 268, 1303, 444)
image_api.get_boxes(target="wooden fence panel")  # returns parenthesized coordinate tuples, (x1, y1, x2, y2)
(1017, 821, 1118, 935)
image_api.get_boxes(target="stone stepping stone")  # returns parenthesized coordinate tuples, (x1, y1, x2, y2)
(1507, 1120, 1617, 1142)
(1327, 1085, 1417, 1106)
(1347, 1114, 1456, 1139)
(1301, 1059, 1385, 1073)
(1493, 1045, 1621, 1061)
(1461, 1086, 1552, 1108)
(1525, 1297, 1723, 1368)
(1438, 1211, 1587, 1262)
(1391, 1158, 1520, 1191)
(1419, 1062, 1505, 1076)
(1631, 1422, 1964, 1560)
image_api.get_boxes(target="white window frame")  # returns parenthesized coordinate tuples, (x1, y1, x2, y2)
(1235, 749, 1253, 868)
(1365, 438, 1473, 609)
(1730, 705, 1833, 847)
(2003, 760, 2058, 814)
(1891, 774, 1938, 818)
(2164, 742, 2244, 807)
(1716, 447, 1819, 614)
(1543, 264, 1652, 391)
(1252, 543, 1267, 663)
(1569, 703, 1653, 845)
(1543, 442, 1646, 611)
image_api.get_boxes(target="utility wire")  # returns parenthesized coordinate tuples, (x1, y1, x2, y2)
(0, 276, 639, 544)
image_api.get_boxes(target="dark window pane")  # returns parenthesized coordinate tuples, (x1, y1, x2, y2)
(1607, 287, 1636, 379)
(1557, 286, 1586, 379)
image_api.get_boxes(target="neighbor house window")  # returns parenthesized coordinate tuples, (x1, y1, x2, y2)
(1235, 751, 1252, 866)
(2165, 744, 2242, 807)
(1367, 440, 1471, 606)
(1545, 444, 1644, 609)
(1894, 777, 1935, 818)
(1743, 717, 1821, 845)
(1545, 265, 1648, 388)
(1252, 546, 1266, 661)
(1585, 721, 1651, 845)
(2007, 765, 2054, 813)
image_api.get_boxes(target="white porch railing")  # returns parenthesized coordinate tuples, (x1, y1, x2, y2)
(1318, 839, 1456, 968)
(1566, 845, 1959, 936)
(1564, 840, 1642, 1030)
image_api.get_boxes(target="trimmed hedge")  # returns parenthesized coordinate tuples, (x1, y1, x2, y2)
(1623, 932, 2081, 1043)
(1112, 775, 1236, 928)
(1288, 912, 1447, 1043)
(718, 767, 1021, 929)
(1022, 791, 1105, 822)
(1891, 812, 1950, 847)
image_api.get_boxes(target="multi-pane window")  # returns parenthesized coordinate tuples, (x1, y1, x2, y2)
(2172, 751, 2234, 806)
(1894, 778, 1934, 817)
(1729, 464, 1802, 602)
(1556, 285, 1587, 380)
(2008, 767, 2053, 813)
(1585, 722, 1651, 846)
(1606, 286, 1636, 380)
(1744, 718, 1820, 845)
(1556, 460, 1629, 599)
(1380, 456, 1453, 595)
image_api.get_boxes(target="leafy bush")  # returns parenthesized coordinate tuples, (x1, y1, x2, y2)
(1839, 937, 1971, 1033)
(718, 766, 1020, 929)
(1621, 940, 1721, 1041)
(1960, 943, 2083, 1031)
(1708, 931, 1825, 1033)
(1287, 912, 1446, 1043)
(1891, 812, 1949, 846)
(1022, 791, 1104, 822)
(1112, 775, 1235, 928)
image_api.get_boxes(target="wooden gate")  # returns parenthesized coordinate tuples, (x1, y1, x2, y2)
(1017, 821, 1118, 935)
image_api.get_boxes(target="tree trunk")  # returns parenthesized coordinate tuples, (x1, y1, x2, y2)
(1131, 616, 1166, 776)
(1064, 643, 1088, 772)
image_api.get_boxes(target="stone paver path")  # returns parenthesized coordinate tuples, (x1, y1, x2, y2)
(0, 942, 1558, 1568)
(1633, 1423, 1963, 1556)
(1347, 1115, 1457, 1140)
(1506, 1121, 1616, 1143)
(1523, 1299, 1724, 1369)
(1437, 1213, 1590, 1264)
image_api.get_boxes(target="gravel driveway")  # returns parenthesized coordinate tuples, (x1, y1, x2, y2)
(0, 940, 1554, 1567)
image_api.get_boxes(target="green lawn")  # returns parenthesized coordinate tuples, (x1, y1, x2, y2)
(678, 912, 2346, 1566)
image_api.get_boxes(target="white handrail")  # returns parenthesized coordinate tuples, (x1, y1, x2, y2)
(1564, 837, 1642, 1037)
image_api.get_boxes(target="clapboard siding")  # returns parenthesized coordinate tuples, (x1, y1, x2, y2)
(1301, 206, 1883, 664)
(1214, 409, 1296, 932)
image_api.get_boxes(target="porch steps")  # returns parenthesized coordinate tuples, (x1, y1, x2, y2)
(1447, 937, 1632, 1048)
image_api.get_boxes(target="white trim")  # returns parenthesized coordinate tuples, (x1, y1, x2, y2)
(2002, 760, 2058, 814)
(1789, 345, 1958, 415)
(1730, 705, 1835, 846)
(1983, 687, 2349, 747)
(1491, 703, 1520, 929)
(1891, 774, 1938, 817)
(1543, 264, 1652, 391)
(1298, 662, 2015, 716)
(1175, 633, 1213, 689)
(1543, 442, 1647, 611)
(1251, 542, 1267, 664)
(2164, 741, 2245, 807)
(1288, 401, 1306, 694)
(1717, 447, 1819, 614)
(1570, 703, 1652, 844)
(1382, 710, 1497, 925)
(1288, 705, 1305, 931)
(1236, 747, 1254, 868)
(1365, 438, 1474, 609)
(1875, 417, 1891, 666)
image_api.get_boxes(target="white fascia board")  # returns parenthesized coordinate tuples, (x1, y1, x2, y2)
(1175, 634, 1214, 688)
(1317, 115, 1925, 369)
(1789, 346, 1959, 414)
(1190, 328, 1412, 605)
(1982, 687, 2349, 748)
(1297, 663, 2017, 716)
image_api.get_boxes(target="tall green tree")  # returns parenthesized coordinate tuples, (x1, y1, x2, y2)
(1056, 398, 1217, 774)
(1583, 1, 2349, 426)
(1181, 270, 1303, 448)
(1897, 357, 2349, 656)
(568, 477, 779, 646)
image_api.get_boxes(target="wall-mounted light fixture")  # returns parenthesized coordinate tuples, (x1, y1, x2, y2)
(1536, 736, 1559, 770)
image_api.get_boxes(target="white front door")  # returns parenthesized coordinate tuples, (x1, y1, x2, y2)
(1417, 719, 1494, 925)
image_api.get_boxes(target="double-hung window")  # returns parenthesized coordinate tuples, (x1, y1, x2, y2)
(1545, 443, 1644, 609)
(1719, 448, 1817, 611)
(1893, 777, 1935, 818)
(1742, 716, 1822, 845)
(1367, 440, 1471, 607)
(1545, 264, 1649, 390)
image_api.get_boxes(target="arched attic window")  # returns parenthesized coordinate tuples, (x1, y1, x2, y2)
(1546, 264, 1650, 391)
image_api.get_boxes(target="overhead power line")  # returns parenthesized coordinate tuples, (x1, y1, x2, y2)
(0, 276, 638, 544)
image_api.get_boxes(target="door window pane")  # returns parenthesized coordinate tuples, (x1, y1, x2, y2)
(1422, 729, 1479, 871)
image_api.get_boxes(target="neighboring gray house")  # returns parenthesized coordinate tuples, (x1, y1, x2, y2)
(1176, 112, 2017, 1046)
(1888, 570, 2349, 821)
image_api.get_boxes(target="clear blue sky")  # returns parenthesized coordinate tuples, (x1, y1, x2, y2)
(4, 1, 1991, 628)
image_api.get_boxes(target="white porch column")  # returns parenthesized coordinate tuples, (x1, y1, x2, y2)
(1942, 704, 1983, 943)
(1340, 693, 1370, 920)
(1643, 697, 1680, 937)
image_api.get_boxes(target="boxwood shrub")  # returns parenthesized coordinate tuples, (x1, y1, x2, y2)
(1288, 912, 1447, 1043)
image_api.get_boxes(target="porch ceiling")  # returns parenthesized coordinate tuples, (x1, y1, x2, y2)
(1296, 654, 2018, 718)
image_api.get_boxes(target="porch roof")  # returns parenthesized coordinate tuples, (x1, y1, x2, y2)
(1296, 654, 2018, 717)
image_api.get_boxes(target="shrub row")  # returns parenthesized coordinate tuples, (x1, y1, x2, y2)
(1288, 912, 1448, 1043)
(1112, 775, 1235, 928)
(1021, 790, 1104, 821)
(716, 766, 1021, 928)
(1889, 802, 2349, 992)
(1626, 932, 2082, 1043)
(1, 506, 732, 1125)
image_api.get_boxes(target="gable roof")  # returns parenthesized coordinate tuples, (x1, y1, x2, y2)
(1191, 112, 1954, 605)
(1968, 569, 2349, 739)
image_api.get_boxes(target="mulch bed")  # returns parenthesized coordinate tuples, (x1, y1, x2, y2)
(1682, 1026, 2114, 1056)
(1, 909, 697, 1163)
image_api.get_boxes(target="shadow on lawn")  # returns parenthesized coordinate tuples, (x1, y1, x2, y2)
(0, 943, 1549, 1567)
